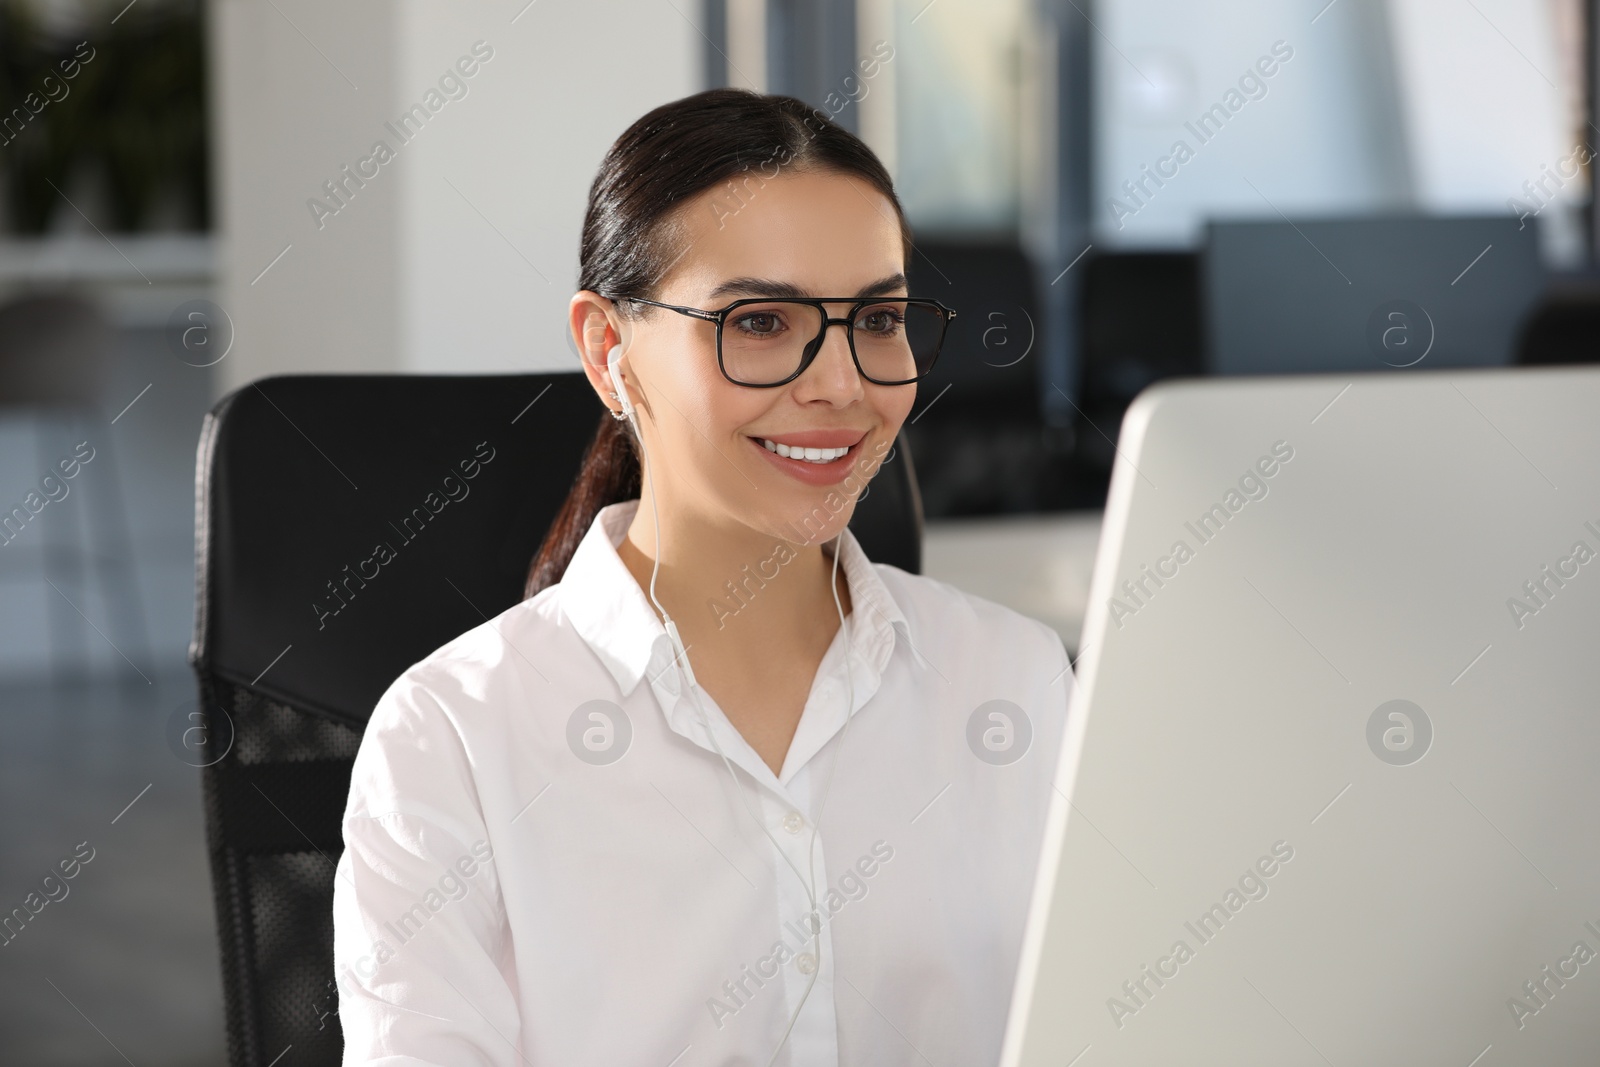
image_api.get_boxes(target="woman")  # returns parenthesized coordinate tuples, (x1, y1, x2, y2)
(333, 87, 1072, 1066)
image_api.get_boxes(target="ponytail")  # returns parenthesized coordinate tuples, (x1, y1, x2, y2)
(524, 412, 640, 598)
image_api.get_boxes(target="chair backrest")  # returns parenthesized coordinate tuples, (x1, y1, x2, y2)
(188, 372, 923, 1066)
(1515, 285, 1600, 365)
(903, 237, 1040, 416)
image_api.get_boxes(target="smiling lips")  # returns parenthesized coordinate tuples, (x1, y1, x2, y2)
(748, 430, 868, 486)
(758, 438, 850, 463)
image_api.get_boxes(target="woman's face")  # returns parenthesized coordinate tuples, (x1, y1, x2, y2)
(574, 167, 916, 546)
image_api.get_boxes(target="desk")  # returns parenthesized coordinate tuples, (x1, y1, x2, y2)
(922, 510, 1102, 658)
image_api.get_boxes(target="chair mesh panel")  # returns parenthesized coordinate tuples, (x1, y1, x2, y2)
(234, 692, 363, 765)
(248, 852, 344, 1063)
(199, 674, 362, 1066)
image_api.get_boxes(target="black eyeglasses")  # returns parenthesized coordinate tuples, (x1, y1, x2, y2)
(600, 293, 957, 387)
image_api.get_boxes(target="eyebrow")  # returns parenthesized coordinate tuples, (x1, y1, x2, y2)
(703, 272, 909, 302)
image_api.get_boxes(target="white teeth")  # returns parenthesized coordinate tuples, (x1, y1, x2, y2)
(759, 439, 850, 463)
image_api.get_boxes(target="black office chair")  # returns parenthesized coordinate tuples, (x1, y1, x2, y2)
(900, 237, 1048, 515)
(188, 372, 924, 1066)
(1514, 285, 1600, 365)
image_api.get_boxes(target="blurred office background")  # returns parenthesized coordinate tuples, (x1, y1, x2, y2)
(0, 0, 1592, 1060)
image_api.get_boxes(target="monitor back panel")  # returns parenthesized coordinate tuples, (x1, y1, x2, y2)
(1203, 216, 1545, 375)
(1003, 366, 1600, 1067)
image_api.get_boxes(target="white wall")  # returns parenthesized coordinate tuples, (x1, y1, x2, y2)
(398, 1, 699, 375)
(210, 0, 403, 390)
(211, 0, 700, 394)
(1386, 0, 1573, 211)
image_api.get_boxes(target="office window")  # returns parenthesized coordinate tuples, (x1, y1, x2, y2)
(1092, 0, 1585, 249)
(889, 0, 1026, 234)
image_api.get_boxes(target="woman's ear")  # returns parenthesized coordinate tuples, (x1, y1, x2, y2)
(569, 291, 623, 411)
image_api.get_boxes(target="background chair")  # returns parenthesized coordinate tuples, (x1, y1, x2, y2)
(901, 237, 1052, 516)
(1514, 279, 1600, 365)
(188, 371, 924, 1066)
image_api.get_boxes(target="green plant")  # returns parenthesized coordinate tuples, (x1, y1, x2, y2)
(0, 0, 208, 234)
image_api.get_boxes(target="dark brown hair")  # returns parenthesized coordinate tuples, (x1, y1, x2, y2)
(524, 87, 915, 598)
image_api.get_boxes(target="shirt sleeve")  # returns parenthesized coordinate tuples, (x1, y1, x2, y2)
(332, 670, 521, 1066)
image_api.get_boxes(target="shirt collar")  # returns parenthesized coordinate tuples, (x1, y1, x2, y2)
(558, 499, 911, 702)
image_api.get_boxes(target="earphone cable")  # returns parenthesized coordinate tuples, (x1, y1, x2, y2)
(625, 382, 858, 1066)
(635, 420, 818, 905)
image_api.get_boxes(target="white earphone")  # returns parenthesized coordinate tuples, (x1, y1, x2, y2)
(606, 340, 857, 1065)
(606, 343, 635, 423)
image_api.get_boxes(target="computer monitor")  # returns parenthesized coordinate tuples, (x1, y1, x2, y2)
(1002, 365, 1600, 1065)
(1203, 215, 1546, 375)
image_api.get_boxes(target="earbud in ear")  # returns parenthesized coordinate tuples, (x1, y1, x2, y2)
(606, 344, 635, 420)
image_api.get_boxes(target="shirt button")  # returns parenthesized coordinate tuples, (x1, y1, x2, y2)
(796, 952, 817, 975)
(782, 811, 804, 834)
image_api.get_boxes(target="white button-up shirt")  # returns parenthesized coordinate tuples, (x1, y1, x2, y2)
(333, 500, 1072, 1065)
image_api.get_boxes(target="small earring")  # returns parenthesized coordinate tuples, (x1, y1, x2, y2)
(609, 406, 629, 422)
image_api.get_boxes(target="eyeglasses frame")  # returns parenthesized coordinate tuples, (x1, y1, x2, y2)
(598, 292, 958, 387)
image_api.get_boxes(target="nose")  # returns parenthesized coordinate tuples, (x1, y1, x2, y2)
(793, 312, 865, 403)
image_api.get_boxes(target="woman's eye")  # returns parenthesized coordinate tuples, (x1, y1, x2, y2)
(733, 313, 784, 336)
(858, 309, 904, 336)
